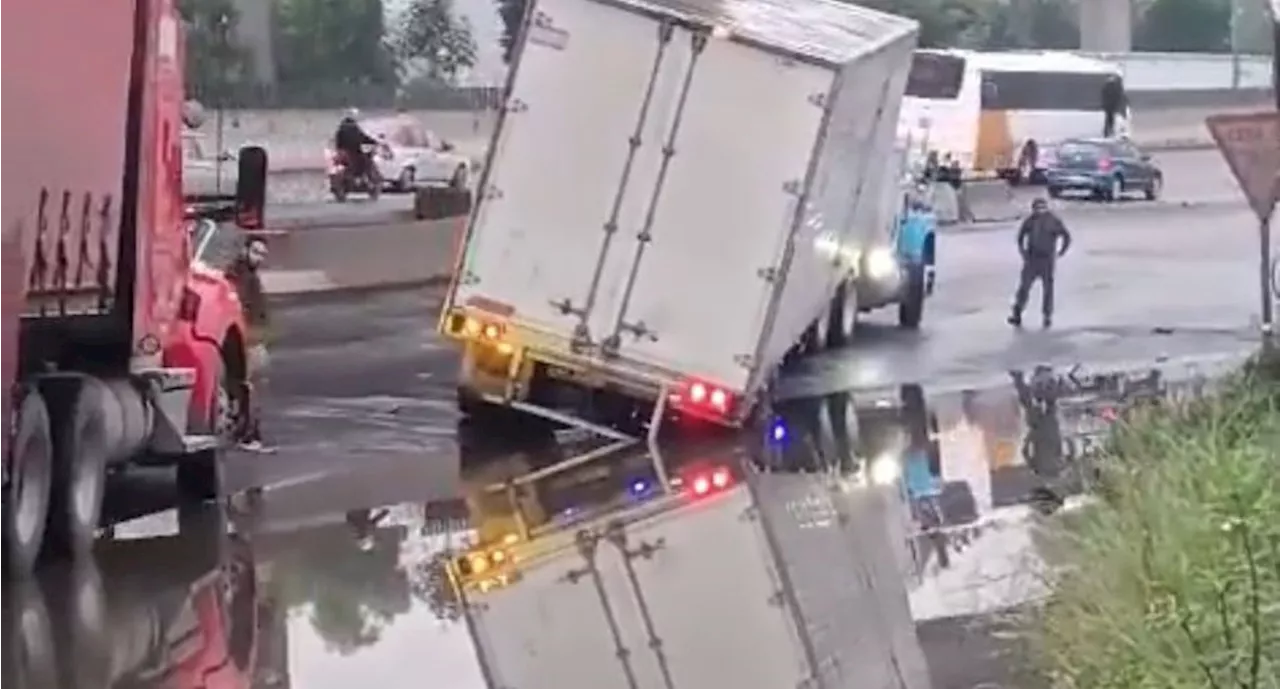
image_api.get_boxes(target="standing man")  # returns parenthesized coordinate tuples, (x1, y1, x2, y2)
(1009, 198, 1071, 329)
(1101, 75, 1126, 137)
(226, 235, 275, 453)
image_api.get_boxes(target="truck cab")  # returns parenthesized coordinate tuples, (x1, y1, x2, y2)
(2, 0, 268, 576)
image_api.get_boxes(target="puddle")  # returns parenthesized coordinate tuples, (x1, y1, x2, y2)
(3, 358, 1232, 689)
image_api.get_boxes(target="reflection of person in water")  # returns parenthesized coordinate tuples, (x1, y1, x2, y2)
(1012, 367, 1066, 511)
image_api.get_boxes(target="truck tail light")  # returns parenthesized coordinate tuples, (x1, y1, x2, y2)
(688, 465, 734, 499)
(670, 379, 734, 417)
(178, 287, 201, 321)
(1097, 157, 1113, 172)
(444, 310, 512, 353)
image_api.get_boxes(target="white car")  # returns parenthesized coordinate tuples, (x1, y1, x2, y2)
(182, 131, 237, 200)
(362, 115, 473, 191)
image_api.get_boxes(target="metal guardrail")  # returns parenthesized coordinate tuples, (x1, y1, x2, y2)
(1074, 51, 1274, 91)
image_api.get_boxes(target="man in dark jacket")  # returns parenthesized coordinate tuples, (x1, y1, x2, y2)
(226, 236, 274, 452)
(334, 108, 379, 177)
(1101, 75, 1126, 137)
(1009, 198, 1071, 328)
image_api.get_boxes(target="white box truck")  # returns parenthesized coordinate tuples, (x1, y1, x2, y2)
(439, 0, 919, 432)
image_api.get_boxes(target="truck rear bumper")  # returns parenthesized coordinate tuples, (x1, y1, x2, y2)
(445, 314, 750, 428)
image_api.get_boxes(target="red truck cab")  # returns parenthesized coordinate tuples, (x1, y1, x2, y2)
(1, 0, 268, 576)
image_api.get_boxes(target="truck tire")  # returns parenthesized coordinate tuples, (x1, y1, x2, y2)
(1, 579, 57, 687)
(191, 354, 241, 444)
(42, 377, 109, 558)
(41, 561, 109, 689)
(898, 265, 926, 330)
(177, 448, 223, 503)
(3, 390, 53, 577)
(827, 280, 858, 346)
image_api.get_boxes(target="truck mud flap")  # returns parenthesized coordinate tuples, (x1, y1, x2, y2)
(601, 29, 709, 357)
(559, 19, 678, 350)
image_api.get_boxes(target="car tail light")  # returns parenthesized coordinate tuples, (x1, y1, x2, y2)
(686, 465, 734, 499)
(1097, 157, 1113, 172)
(670, 379, 734, 417)
(178, 287, 201, 321)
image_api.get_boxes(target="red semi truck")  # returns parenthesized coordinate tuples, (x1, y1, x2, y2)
(1, 0, 267, 576)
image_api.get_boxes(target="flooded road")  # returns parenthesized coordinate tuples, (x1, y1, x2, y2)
(2, 349, 1242, 689)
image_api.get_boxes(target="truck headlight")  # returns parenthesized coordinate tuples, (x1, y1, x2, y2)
(865, 247, 898, 281)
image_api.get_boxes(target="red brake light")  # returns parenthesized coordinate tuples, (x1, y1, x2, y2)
(671, 379, 734, 416)
(178, 287, 201, 321)
(687, 465, 734, 499)
(1097, 157, 1112, 172)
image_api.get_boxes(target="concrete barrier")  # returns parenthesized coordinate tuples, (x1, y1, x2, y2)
(259, 215, 464, 300)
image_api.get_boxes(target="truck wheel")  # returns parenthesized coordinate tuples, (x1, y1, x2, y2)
(192, 355, 241, 444)
(43, 378, 109, 558)
(3, 391, 53, 577)
(1, 579, 57, 687)
(898, 265, 926, 330)
(42, 562, 109, 689)
(828, 281, 859, 346)
(177, 449, 223, 503)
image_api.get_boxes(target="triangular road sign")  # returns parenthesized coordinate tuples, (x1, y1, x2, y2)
(1205, 112, 1280, 221)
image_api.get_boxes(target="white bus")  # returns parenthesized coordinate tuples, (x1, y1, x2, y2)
(898, 50, 1128, 183)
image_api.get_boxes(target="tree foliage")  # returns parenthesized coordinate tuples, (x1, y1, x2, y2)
(178, 0, 252, 102)
(392, 0, 479, 83)
(271, 0, 400, 104)
(495, 0, 526, 64)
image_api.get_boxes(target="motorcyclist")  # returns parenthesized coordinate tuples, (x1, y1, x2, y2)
(333, 107, 380, 180)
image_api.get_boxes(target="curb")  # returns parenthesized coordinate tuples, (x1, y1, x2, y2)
(266, 275, 451, 307)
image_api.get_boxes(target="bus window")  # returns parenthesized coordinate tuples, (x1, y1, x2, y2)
(906, 52, 965, 100)
(979, 70, 1116, 112)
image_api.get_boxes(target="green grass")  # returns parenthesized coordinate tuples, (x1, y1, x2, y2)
(1032, 352, 1280, 689)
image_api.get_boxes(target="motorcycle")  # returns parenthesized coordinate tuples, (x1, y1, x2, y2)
(327, 143, 383, 202)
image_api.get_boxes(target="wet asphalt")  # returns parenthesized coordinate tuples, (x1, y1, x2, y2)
(2, 195, 1269, 689)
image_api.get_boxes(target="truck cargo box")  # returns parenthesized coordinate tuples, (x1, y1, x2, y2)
(445, 0, 918, 417)
(454, 441, 932, 689)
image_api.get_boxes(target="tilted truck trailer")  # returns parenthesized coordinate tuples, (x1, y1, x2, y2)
(2, 0, 267, 576)
(447, 424, 933, 688)
(439, 0, 919, 433)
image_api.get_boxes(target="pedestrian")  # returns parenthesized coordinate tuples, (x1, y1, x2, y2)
(943, 154, 972, 222)
(226, 235, 276, 453)
(1101, 75, 1126, 138)
(1008, 198, 1071, 329)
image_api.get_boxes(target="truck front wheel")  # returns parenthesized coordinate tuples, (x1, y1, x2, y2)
(898, 265, 926, 330)
(3, 390, 53, 577)
(42, 377, 109, 558)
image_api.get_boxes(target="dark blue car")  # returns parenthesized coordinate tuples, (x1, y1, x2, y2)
(1045, 138, 1163, 202)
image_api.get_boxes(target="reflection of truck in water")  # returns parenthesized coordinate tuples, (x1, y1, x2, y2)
(440, 0, 919, 433)
(448, 420, 931, 687)
(2, 507, 272, 689)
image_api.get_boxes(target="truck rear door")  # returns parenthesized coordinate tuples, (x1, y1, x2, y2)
(598, 35, 833, 392)
(465, 485, 813, 688)
(453, 0, 676, 347)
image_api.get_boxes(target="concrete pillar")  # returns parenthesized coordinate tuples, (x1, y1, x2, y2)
(1078, 0, 1132, 52)
(231, 0, 277, 86)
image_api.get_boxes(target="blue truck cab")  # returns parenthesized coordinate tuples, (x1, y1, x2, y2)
(854, 192, 937, 329)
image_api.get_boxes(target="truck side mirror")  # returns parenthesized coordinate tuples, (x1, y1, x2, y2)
(234, 145, 267, 230)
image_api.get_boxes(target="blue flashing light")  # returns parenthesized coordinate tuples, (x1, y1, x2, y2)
(769, 419, 788, 444)
(629, 479, 650, 497)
